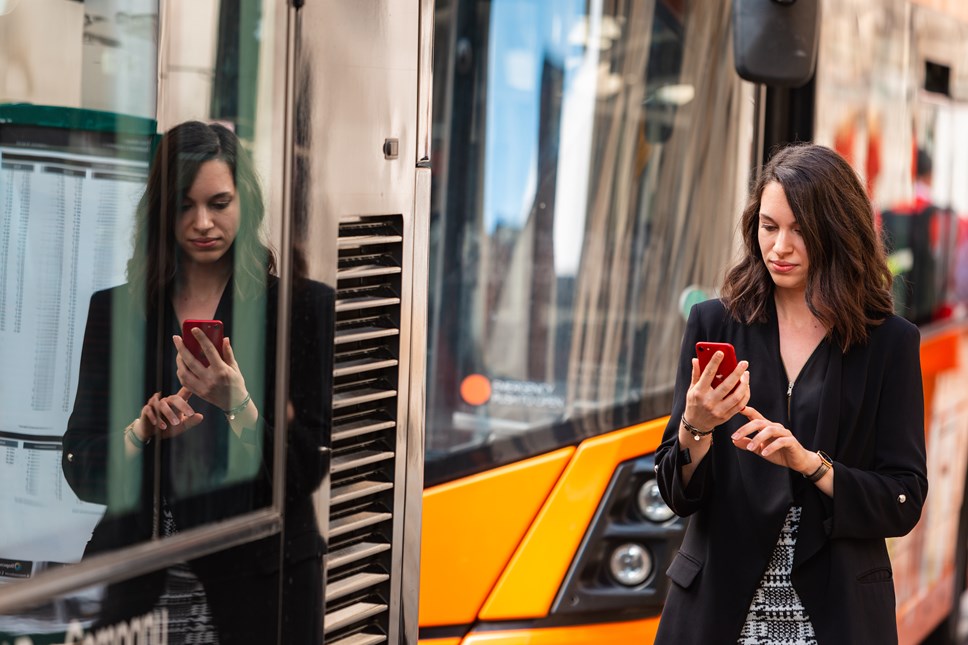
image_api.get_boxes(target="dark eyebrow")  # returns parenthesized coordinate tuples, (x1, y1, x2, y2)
(758, 214, 777, 224)
(182, 191, 234, 203)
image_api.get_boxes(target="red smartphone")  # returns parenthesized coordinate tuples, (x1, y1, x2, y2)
(696, 342, 739, 389)
(182, 319, 224, 367)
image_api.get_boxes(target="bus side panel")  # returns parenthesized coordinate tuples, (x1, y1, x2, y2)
(479, 420, 667, 620)
(893, 325, 968, 644)
(420, 448, 575, 626)
(457, 617, 660, 644)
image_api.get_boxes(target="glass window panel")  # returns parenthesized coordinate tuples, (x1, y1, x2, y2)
(1, 0, 326, 640)
(426, 0, 749, 483)
(0, 80, 156, 585)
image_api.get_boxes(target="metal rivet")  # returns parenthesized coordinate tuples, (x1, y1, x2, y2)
(897, 494, 907, 504)
(67, 453, 74, 462)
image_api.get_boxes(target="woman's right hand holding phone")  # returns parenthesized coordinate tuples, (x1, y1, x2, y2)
(683, 352, 751, 433)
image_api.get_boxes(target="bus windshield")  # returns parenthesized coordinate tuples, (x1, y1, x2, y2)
(426, 0, 750, 485)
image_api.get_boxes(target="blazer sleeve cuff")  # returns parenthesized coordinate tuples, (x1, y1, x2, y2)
(658, 439, 712, 515)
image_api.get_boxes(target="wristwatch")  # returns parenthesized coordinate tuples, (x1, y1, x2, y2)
(804, 450, 832, 483)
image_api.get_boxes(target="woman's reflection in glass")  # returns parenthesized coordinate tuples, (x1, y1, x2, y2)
(63, 121, 329, 644)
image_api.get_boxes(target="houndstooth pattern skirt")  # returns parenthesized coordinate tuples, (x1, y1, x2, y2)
(737, 506, 818, 645)
(155, 500, 220, 644)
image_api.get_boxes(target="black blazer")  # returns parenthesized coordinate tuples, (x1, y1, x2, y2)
(62, 275, 332, 644)
(654, 299, 928, 645)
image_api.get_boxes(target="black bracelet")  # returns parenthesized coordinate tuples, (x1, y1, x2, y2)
(682, 416, 714, 441)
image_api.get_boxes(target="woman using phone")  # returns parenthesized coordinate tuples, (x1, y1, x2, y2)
(63, 121, 330, 644)
(654, 144, 927, 644)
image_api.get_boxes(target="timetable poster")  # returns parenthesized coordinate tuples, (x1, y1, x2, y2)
(0, 136, 149, 568)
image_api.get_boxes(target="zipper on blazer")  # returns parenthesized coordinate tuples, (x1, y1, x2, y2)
(787, 380, 794, 423)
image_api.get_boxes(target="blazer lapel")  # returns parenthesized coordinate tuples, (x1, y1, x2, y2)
(813, 343, 845, 455)
(736, 300, 795, 541)
(794, 341, 846, 569)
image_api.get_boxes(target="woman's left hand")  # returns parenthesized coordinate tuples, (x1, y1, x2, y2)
(731, 406, 815, 473)
(173, 329, 249, 413)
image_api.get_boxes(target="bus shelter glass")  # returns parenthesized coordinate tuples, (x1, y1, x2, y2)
(0, 1, 327, 643)
(1, 0, 162, 583)
(426, 0, 749, 484)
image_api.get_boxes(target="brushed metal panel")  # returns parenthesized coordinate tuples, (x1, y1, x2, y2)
(397, 164, 431, 645)
(417, 0, 435, 164)
(296, 2, 421, 643)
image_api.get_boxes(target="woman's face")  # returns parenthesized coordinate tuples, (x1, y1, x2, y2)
(175, 159, 240, 269)
(757, 181, 809, 294)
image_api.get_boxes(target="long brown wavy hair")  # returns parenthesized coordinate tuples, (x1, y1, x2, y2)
(127, 121, 276, 310)
(721, 144, 893, 351)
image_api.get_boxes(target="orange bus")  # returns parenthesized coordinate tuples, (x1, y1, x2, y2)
(419, 1, 968, 643)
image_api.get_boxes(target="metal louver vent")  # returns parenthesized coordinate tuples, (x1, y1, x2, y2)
(324, 215, 404, 645)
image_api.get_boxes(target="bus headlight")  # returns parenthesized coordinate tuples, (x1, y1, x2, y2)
(637, 478, 675, 523)
(608, 543, 653, 587)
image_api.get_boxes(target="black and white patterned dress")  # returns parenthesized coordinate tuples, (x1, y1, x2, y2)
(155, 499, 220, 644)
(738, 506, 817, 644)
(738, 340, 830, 644)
